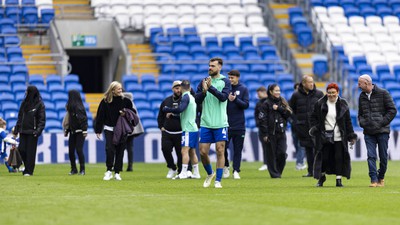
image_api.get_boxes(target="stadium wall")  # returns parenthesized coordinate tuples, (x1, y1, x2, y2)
(34, 131, 400, 164)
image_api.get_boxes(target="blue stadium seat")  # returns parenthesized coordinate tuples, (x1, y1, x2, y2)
(238, 37, 253, 49)
(182, 27, 197, 38)
(357, 64, 373, 75)
(186, 36, 201, 47)
(66, 83, 83, 92)
(140, 74, 156, 85)
(138, 110, 155, 120)
(122, 75, 139, 87)
(296, 27, 313, 49)
(55, 101, 66, 112)
(232, 64, 250, 73)
(11, 65, 27, 76)
(208, 46, 223, 57)
(260, 73, 276, 84)
(147, 92, 165, 102)
(0, 93, 15, 106)
(250, 64, 268, 73)
(48, 84, 65, 94)
(277, 73, 294, 84)
(46, 74, 62, 86)
(288, 7, 303, 27)
(377, 7, 392, 17)
(205, 37, 219, 48)
(324, 0, 340, 7)
(40, 92, 51, 101)
(360, 7, 377, 17)
(41, 9, 55, 25)
(151, 100, 162, 110)
(135, 100, 152, 110)
(344, 6, 361, 17)
(353, 56, 367, 68)
(6, 118, 17, 130)
(0, 75, 8, 85)
(29, 75, 45, 85)
(221, 36, 236, 48)
(189, 45, 207, 55)
(0, 18, 14, 30)
(141, 119, 159, 131)
(126, 83, 142, 92)
(64, 74, 79, 85)
(52, 92, 68, 102)
(197, 64, 209, 73)
(375, 65, 391, 78)
(312, 55, 329, 79)
(5, 7, 22, 24)
(242, 74, 259, 84)
(181, 64, 198, 73)
(143, 83, 159, 92)
(0, 65, 10, 77)
(158, 75, 173, 86)
(0, 84, 12, 94)
(45, 119, 63, 132)
(2, 102, 18, 112)
(46, 111, 59, 120)
(162, 64, 180, 73)
(23, 7, 39, 26)
(385, 82, 400, 92)
(12, 83, 26, 93)
(132, 92, 147, 101)
(6, 47, 23, 60)
(170, 36, 186, 48)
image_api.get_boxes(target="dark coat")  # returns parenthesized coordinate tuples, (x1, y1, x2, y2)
(289, 83, 324, 148)
(14, 101, 46, 137)
(113, 108, 139, 145)
(309, 95, 357, 179)
(259, 96, 292, 137)
(358, 84, 397, 135)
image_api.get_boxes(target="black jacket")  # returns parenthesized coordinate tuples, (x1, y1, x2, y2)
(259, 96, 292, 137)
(67, 107, 88, 134)
(310, 95, 357, 179)
(157, 94, 181, 132)
(14, 101, 46, 136)
(358, 84, 397, 135)
(254, 97, 268, 129)
(95, 96, 133, 133)
(289, 83, 324, 148)
(227, 82, 249, 131)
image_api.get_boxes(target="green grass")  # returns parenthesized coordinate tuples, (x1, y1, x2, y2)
(1, 161, 400, 225)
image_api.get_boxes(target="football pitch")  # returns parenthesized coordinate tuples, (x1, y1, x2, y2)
(1, 161, 399, 225)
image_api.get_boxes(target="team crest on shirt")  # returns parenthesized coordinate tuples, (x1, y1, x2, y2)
(235, 90, 240, 96)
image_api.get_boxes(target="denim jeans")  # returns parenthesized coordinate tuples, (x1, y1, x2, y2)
(364, 133, 389, 182)
(292, 132, 305, 165)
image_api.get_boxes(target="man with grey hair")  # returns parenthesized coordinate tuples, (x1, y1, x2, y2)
(358, 74, 397, 187)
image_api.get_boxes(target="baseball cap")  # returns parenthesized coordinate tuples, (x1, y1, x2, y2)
(172, 80, 182, 89)
(228, 70, 240, 77)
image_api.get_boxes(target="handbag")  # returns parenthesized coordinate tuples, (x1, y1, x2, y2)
(8, 146, 23, 168)
(321, 123, 336, 144)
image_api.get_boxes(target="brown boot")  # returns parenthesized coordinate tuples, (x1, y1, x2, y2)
(377, 179, 385, 187)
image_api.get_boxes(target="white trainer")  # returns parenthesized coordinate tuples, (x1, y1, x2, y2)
(103, 170, 113, 181)
(203, 173, 216, 188)
(173, 172, 188, 180)
(191, 173, 201, 179)
(186, 171, 193, 178)
(223, 166, 230, 178)
(115, 173, 122, 181)
(258, 164, 268, 171)
(214, 181, 222, 188)
(296, 163, 307, 170)
(233, 171, 241, 179)
(166, 169, 177, 179)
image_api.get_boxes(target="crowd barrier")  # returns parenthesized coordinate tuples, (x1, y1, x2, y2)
(34, 130, 400, 164)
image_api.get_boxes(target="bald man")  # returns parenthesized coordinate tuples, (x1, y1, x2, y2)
(358, 74, 397, 187)
(289, 75, 324, 177)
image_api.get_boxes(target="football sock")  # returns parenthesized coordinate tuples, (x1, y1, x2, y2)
(216, 168, 223, 182)
(203, 164, 213, 175)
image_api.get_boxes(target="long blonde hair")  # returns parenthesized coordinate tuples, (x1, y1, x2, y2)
(104, 81, 123, 103)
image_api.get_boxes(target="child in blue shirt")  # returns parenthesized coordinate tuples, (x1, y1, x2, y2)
(0, 118, 19, 173)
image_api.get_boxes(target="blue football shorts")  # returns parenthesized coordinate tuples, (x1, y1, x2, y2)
(181, 131, 199, 148)
(199, 127, 228, 143)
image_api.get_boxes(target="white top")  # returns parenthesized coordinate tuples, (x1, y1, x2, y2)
(325, 99, 342, 141)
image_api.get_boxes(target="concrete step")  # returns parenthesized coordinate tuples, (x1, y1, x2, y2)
(131, 68, 159, 75)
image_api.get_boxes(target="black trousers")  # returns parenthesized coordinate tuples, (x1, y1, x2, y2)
(126, 135, 134, 164)
(266, 133, 288, 178)
(161, 131, 182, 173)
(258, 132, 268, 165)
(104, 130, 125, 173)
(321, 141, 344, 175)
(305, 146, 315, 175)
(68, 132, 85, 172)
(19, 133, 38, 175)
(224, 129, 245, 172)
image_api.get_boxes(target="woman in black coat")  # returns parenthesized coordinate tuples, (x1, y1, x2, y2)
(13, 85, 46, 176)
(259, 84, 292, 178)
(309, 83, 357, 187)
(95, 81, 133, 181)
(64, 90, 88, 175)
